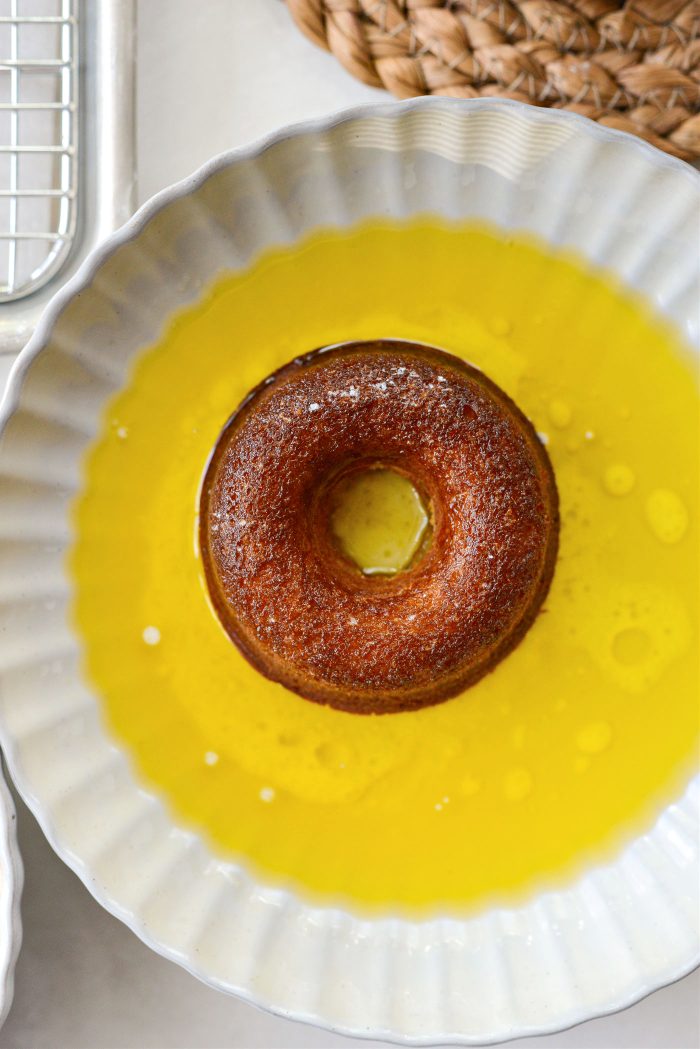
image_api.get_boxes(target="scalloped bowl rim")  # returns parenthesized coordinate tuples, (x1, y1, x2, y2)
(0, 97, 698, 1045)
(0, 768, 22, 1033)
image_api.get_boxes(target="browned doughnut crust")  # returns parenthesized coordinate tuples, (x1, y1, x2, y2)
(200, 340, 559, 715)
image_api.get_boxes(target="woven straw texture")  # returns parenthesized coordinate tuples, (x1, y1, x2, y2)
(286, 0, 700, 161)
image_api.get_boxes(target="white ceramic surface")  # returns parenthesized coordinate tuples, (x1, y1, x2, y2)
(0, 766, 22, 1032)
(0, 99, 698, 1045)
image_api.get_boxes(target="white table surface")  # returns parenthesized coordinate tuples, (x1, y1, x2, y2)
(1, 2, 698, 1046)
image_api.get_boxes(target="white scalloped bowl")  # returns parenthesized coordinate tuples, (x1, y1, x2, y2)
(0, 99, 698, 1044)
(0, 768, 22, 1032)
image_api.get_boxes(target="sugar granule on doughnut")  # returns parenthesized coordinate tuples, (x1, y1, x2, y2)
(199, 340, 559, 715)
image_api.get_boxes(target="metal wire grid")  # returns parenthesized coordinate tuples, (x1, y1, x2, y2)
(0, 0, 78, 303)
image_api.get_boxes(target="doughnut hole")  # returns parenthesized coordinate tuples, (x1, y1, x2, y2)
(327, 465, 431, 576)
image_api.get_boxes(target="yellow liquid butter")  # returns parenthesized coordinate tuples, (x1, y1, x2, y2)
(71, 222, 699, 914)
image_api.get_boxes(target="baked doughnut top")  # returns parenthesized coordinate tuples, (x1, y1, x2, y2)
(200, 340, 559, 714)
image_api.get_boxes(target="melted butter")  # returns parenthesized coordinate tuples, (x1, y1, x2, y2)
(71, 221, 699, 915)
(330, 467, 429, 575)
(645, 488, 689, 544)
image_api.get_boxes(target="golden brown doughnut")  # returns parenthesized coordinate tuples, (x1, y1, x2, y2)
(200, 340, 559, 714)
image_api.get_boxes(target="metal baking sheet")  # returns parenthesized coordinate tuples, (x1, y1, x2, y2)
(0, 0, 135, 355)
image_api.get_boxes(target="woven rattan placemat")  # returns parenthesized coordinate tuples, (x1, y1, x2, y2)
(287, 0, 700, 161)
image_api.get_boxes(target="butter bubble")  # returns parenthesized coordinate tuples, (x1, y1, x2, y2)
(603, 463, 635, 497)
(548, 399, 572, 428)
(576, 721, 613, 755)
(645, 489, 688, 544)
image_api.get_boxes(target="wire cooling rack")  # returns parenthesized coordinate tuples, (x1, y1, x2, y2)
(0, 0, 134, 355)
(0, 0, 78, 303)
